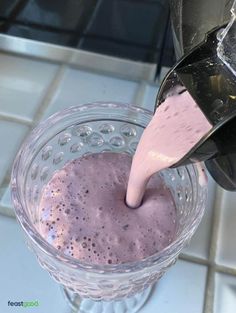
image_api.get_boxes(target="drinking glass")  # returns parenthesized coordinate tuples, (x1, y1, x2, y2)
(11, 102, 207, 313)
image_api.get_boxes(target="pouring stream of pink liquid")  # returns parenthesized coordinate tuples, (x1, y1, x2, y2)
(126, 91, 213, 208)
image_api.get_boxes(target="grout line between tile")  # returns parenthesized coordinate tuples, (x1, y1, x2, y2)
(33, 64, 68, 125)
(208, 186, 224, 261)
(132, 81, 148, 107)
(0, 206, 15, 218)
(203, 185, 225, 313)
(0, 175, 10, 200)
(0, 176, 16, 220)
(215, 264, 236, 276)
(179, 253, 209, 266)
(0, 125, 31, 208)
(180, 252, 236, 276)
(204, 267, 215, 313)
(0, 112, 32, 126)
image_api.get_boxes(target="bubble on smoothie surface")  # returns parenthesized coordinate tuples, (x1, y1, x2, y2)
(36, 152, 177, 264)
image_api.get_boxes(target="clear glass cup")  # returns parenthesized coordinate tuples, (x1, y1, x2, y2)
(11, 102, 207, 313)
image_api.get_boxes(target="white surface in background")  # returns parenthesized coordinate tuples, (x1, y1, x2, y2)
(183, 173, 216, 259)
(43, 67, 139, 118)
(215, 273, 236, 313)
(216, 190, 236, 268)
(0, 54, 58, 121)
(138, 83, 157, 111)
(0, 121, 29, 186)
(0, 187, 11, 209)
(141, 260, 207, 313)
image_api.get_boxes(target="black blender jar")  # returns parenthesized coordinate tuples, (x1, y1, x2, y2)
(157, 0, 236, 190)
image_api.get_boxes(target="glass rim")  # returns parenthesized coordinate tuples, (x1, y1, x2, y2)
(11, 102, 207, 274)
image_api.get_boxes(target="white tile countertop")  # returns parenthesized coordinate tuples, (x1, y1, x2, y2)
(0, 50, 236, 313)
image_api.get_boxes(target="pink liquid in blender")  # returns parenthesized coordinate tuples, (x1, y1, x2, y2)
(37, 90, 212, 265)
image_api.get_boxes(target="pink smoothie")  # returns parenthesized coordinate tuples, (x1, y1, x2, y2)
(37, 152, 177, 265)
(126, 91, 213, 208)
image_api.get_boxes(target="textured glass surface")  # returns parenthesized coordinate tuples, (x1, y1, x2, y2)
(11, 102, 207, 301)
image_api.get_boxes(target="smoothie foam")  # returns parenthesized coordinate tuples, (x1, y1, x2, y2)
(37, 152, 177, 264)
